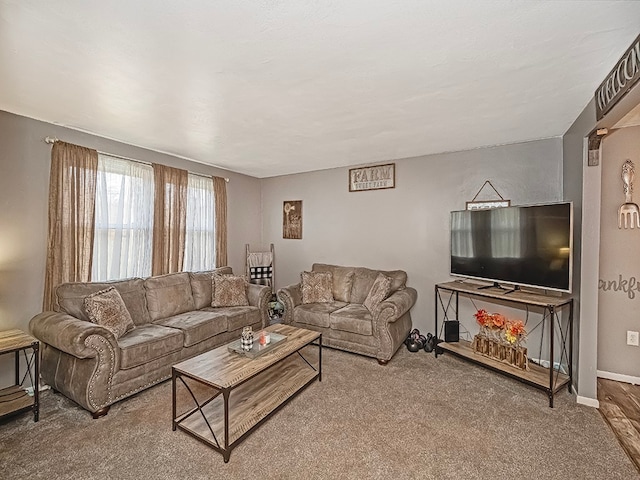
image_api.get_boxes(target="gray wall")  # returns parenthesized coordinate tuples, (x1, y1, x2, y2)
(262, 138, 563, 336)
(562, 99, 595, 401)
(0, 110, 262, 387)
(598, 125, 640, 377)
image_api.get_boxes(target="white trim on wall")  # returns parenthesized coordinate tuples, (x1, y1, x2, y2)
(597, 369, 640, 386)
(576, 395, 600, 408)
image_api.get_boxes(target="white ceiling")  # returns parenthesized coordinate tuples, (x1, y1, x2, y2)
(1, 1, 639, 178)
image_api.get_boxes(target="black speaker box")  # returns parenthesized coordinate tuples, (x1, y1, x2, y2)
(444, 320, 459, 342)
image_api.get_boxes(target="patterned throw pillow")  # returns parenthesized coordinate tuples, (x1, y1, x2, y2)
(363, 273, 392, 313)
(84, 287, 135, 339)
(212, 275, 249, 307)
(301, 271, 334, 304)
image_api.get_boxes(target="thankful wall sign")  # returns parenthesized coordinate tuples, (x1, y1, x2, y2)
(599, 274, 640, 300)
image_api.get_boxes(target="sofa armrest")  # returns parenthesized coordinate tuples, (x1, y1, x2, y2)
(374, 287, 418, 324)
(277, 284, 302, 324)
(30, 311, 119, 361)
(373, 287, 417, 362)
(247, 283, 272, 327)
(30, 311, 121, 412)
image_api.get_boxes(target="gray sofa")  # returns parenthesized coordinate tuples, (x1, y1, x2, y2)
(277, 263, 417, 364)
(29, 267, 271, 417)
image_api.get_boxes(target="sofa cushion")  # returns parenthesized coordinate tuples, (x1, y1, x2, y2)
(154, 310, 228, 347)
(83, 287, 135, 339)
(56, 278, 151, 325)
(144, 273, 195, 322)
(189, 267, 233, 309)
(350, 268, 407, 304)
(212, 275, 249, 307)
(330, 304, 373, 336)
(363, 273, 392, 313)
(301, 271, 334, 304)
(312, 264, 355, 302)
(202, 305, 261, 331)
(117, 324, 183, 370)
(294, 301, 347, 328)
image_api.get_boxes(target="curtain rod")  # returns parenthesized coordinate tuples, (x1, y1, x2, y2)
(44, 136, 229, 183)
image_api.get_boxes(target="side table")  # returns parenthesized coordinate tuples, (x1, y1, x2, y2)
(0, 329, 39, 422)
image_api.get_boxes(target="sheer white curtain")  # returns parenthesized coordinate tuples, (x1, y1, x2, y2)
(92, 155, 154, 281)
(184, 174, 216, 271)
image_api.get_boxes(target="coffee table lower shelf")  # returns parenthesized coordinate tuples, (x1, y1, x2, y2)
(173, 348, 319, 462)
(437, 340, 570, 403)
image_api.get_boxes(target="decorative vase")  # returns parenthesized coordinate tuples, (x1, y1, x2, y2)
(241, 326, 254, 351)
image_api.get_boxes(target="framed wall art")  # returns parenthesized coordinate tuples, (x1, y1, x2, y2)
(283, 201, 302, 239)
(466, 180, 510, 210)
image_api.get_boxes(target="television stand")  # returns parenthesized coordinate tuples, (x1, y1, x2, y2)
(434, 280, 573, 407)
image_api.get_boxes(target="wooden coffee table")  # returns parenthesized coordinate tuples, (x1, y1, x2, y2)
(172, 323, 321, 462)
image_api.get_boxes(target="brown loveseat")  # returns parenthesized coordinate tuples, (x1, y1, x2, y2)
(29, 267, 270, 417)
(277, 263, 417, 364)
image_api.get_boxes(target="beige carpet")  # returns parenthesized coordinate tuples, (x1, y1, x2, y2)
(0, 346, 637, 479)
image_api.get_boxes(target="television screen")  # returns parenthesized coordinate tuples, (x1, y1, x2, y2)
(450, 202, 572, 292)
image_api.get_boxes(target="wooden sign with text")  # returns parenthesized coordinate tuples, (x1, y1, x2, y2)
(349, 163, 395, 192)
(595, 33, 640, 120)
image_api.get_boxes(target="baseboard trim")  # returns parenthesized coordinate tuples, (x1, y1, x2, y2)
(577, 395, 600, 408)
(26, 384, 50, 396)
(597, 369, 640, 385)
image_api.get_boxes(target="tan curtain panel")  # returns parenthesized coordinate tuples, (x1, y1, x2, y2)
(213, 176, 228, 267)
(152, 164, 188, 275)
(43, 141, 98, 311)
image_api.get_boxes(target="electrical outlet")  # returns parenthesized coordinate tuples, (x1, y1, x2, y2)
(627, 331, 639, 346)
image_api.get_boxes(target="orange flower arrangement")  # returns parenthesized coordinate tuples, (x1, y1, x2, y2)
(491, 313, 507, 330)
(474, 309, 506, 330)
(505, 319, 526, 345)
(473, 309, 492, 328)
(474, 309, 526, 343)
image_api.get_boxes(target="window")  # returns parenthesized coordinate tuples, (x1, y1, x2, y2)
(92, 155, 154, 281)
(92, 155, 216, 281)
(184, 174, 216, 271)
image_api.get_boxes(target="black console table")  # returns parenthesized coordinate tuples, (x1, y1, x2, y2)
(434, 281, 573, 407)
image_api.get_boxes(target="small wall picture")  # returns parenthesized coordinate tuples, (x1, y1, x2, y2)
(283, 201, 302, 239)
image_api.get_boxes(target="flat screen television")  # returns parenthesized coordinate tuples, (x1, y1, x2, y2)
(450, 202, 573, 293)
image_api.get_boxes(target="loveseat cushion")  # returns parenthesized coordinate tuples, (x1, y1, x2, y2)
(363, 273, 392, 313)
(144, 272, 195, 321)
(311, 264, 355, 302)
(294, 301, 347, 328)
(56, 278, 151, 326)
(301, 271, 334, 304)
(350, 268, 407, 304)
(154, 310, 228, 347)
(117, 324, 183, 370)
(330, 304, 373, 336)
(189, 267, 233, 309)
